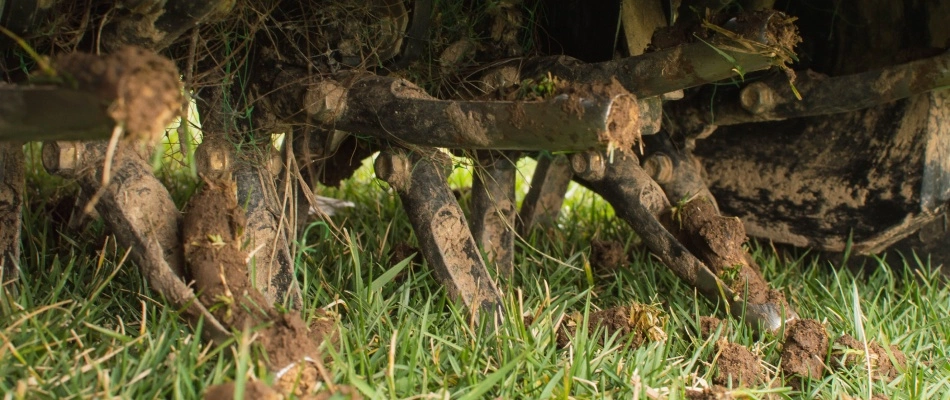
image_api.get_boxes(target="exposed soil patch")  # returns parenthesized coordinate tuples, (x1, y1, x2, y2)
(590, 239, 628, 272)
(183, 175, 335, 394)
(715, 340, 765, 387)
(781, 319, 828, 383)
(698, 316, 728, 339)
(558, 303, 668, 348)
(832, 334, 906, 380)
(54, 46, 181, 144)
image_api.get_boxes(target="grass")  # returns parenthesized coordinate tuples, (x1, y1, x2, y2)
(2, 157, 949, 399)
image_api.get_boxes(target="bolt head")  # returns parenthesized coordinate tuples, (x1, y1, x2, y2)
(41, 141, 82, 176)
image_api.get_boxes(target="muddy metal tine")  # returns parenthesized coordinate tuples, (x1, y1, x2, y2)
(195, 134, 303, 309)
(641, 134, 719, 213)
(43, 141, 231, 343)
(0, 142, 24, 288)
(517, 153, 573, 236)
(572, 148, 790, 332)
(267, 71, 640, 152)
(520, 11, 799, 98)
(375, 148, 504, 321)
(470, 151, 519, 277)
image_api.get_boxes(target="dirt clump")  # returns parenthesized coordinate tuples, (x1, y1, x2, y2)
(54, 46, 181, 144)
(665, 199, 791, 314)
(715, 340, 765, 387)
(698, 316, 729, 339)
(184, 175, 333, 394)
(558, 303, 668, 348)
(590, 239, 628, 271)
(832, 334, 906, 380)
(204, 381, 281, 400)
(780, 319, 828, 382)
(685, 385, 732, 400)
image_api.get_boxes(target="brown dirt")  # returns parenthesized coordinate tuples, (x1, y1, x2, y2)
(53, 46, 181, 144)
(781, 319, 829, 382)
(558, 303, 668, 348)
(204, 381, 282, 400)
(685, 385, 732, 400)
(715, 340, 765, 387)
(832, 334, 906, 380)
(590, 239, 628, 272)
(183, 175, 331, 377)
(699, 316, 728, 339)
(664, 198, 790, 311)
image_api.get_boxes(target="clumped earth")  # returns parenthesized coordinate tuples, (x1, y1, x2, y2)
(183, 174, 336, 397)
(590, 239, 629, 272)
(714, 340, 765, 387)
(53, 46, 181, 144)
(832, 334, 906, 380)
(665, 199, 791, 315)
(556, 303, 668, 348)
(780, 319, 829, 384)
(698, 316, 728, 339)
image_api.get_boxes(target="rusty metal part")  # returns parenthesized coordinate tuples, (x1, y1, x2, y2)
(57, 141, 230, 342)
(267, 71, 640, 151)
(641, 134, 719, 213)
(575, 148, 792, 332)
(670, 51, 950, 132)
(470, 151, 519, 277)
(698, 89, 950, 255)
(375, 148, 503, 319)
(517, 154, 572, 235)
(521, 11, 798, 98)
(0, 142, 24, 284)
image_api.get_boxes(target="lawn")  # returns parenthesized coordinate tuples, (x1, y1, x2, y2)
(2, 156, 948, 399)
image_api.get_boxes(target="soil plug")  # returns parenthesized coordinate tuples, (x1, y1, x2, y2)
(183, 173, 331, 396)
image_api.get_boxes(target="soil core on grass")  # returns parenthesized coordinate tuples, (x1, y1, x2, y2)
(590, 239, 628, 271)
(715, 340, 765, 387)
(780, 319, 828, 383)
(833, 334, 906, 380)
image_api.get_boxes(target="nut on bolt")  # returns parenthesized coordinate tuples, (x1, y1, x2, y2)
(305, 80, 348, 125)
(740, 81, 776, 115)
(570, 151, 606, 181)
(42, 141, 83, 176)
(642, 153, 674, 184)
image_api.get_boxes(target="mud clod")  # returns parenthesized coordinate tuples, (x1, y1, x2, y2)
(590, 239, 628, 271)
(685, 385, 732, 400)
(699, 316, 728, 339)
(204, 381, 281, 400)
(184, 175, 332, 393)
(781, 319, 829, 381)
(832, 334, 906, 380)
(559, 303, 668, 348)
(715, 341, 764, 387)
(54, 46, 181, 144)
(665, 198, 791, 314)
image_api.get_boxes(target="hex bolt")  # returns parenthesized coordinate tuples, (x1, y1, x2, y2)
(570, 151, 606, 181)
(42, 141, 83, 176)
(304, 80, 348, 124)
(740, 81, 777, 115)
(374, 150, 412, 192)
(642, 153, 674, 184)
